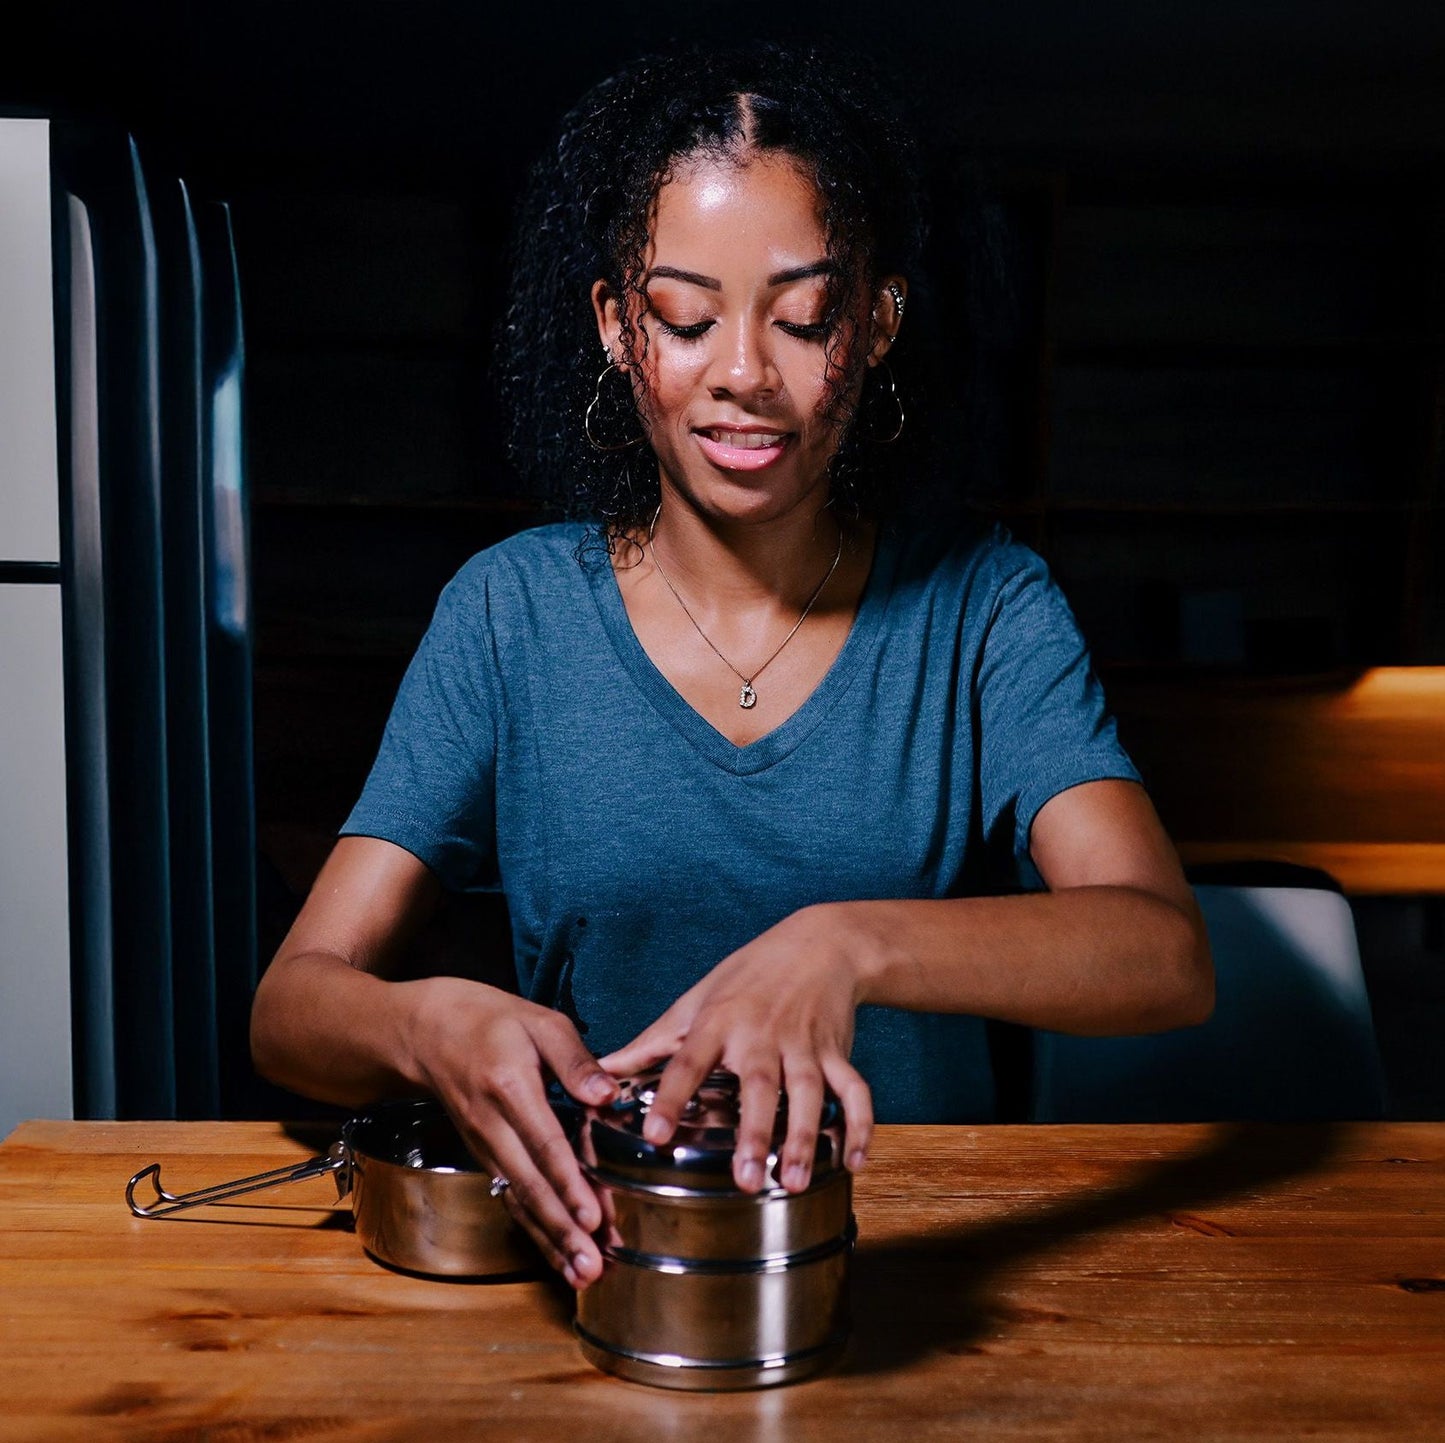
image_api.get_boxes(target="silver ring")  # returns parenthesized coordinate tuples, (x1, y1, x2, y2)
(488, 1175, 510, 1198)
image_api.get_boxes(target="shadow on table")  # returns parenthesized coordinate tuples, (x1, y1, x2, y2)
(843, 1122, 1342, 1376)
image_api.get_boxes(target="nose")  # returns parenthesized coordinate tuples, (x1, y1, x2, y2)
(708, 314, 780, 402)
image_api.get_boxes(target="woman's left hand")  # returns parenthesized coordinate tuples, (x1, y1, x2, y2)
(598, 904, 874, 1195)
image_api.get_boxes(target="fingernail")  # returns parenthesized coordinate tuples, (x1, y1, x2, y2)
(740, 1158, 763, 1189)
(847, 1148, 867, 1171)
(784, 1162, 808, 1190)
(574, 1251, 596, 1280)
(643, 1114, 669, 1143)
(586, 1073, 616, 1102)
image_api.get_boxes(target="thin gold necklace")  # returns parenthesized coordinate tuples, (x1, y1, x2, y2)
(646, 505, 844, 710)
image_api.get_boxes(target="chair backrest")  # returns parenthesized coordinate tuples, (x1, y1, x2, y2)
(1031, 884, 1389, 1122)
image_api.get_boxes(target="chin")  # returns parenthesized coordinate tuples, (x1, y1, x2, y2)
(661, 462, 833, 527)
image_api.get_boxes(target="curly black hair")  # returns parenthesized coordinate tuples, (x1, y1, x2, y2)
(496, 43, 992, 545)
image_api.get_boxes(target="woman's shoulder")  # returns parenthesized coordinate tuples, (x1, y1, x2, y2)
(408, 523, 600, 652)
(882, 513, 1048, 599)
(443, 521, 597, 599)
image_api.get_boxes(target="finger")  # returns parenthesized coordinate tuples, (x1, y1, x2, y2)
(778, 1059, 825, 1193)
(444, 1105, 591, 1284)
(642, 1041, 717, 1146)
(597, 1017, 683, 1078)
(479, 1116, 604, 1289)
(822, 1055, 874, 1172)
(732, 1056, 783, 1194)
(598, 991, 699, 1075)
(528, 1011, 618, 1107)
(487, 1064, 606, 1235)
(500, 1186, 597, 1291)
(498, 1183, 573, 1281)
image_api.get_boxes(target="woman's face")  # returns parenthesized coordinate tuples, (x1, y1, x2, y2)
(592, 151, 903, 528)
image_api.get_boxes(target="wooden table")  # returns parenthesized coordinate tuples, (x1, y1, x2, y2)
(2, 1120, 1442, 1441)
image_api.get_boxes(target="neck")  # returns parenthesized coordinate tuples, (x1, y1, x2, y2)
(644, 490, 847, 611)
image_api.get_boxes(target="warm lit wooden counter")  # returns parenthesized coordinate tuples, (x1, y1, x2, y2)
(1, 1120, 1442, 1440)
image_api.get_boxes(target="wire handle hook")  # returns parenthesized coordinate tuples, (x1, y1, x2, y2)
(125, 1143, 348, 1218)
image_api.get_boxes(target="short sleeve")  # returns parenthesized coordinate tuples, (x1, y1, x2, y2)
(339, 560, 500, 891)
(975, 545, 1141, 865)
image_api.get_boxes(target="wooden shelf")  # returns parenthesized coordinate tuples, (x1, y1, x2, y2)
(1111, 667, 1445, 896)
(1178, 842, 1445, 896)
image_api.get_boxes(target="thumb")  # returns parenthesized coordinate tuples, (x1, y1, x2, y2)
(598, 1004, 692, 1076)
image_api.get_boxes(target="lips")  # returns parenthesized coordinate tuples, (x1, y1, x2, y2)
(692, 425, 792, 471)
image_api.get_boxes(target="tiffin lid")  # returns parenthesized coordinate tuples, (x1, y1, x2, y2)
(580, 1067, 846, 1193)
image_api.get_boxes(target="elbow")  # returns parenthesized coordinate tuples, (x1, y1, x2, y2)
(248, 961, 294, 1091)
(1163, 897, 1215, 1029)
(1174, 956, 1215, 1031)
(248, 981, 279, 1088)
(1123, 896, 1213, 1033)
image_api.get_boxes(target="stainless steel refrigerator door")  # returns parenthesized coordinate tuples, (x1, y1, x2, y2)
(197, 198, 257, 1113)
(153, 169, 220, 1116)
(51, 124, 175, 1117)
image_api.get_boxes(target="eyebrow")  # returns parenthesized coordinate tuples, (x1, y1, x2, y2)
(768, 260, 835, 286)
(644, 260, 834, 291)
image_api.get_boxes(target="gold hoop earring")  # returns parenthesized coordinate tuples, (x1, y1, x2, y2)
(585, 359, 646, 452)
(861, 359, 905, 444)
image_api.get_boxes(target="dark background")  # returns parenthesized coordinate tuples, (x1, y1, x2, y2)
(7, 1, 1444, 1111)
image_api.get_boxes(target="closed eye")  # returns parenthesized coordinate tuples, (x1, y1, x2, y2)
(776, 319, 831, 341)
(656, 317, 714, 341)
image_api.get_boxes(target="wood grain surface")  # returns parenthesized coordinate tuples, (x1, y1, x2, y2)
(1110, 667, 1445, 894)
(1, 1120, 1442, 1441)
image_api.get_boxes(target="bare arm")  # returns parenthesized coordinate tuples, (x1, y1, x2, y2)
(250, 836, 444, 1103)
(840, 778, 1213, 1032)
(606, 779, 1213, 1190)
(250, 836, 618, 1289)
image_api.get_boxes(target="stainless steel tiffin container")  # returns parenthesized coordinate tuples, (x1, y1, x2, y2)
(574, 1068, 855, 1390)
(125, 1098, 536, 1278)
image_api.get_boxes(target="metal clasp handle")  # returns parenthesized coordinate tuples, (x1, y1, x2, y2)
(126, 1142, 348, 1218)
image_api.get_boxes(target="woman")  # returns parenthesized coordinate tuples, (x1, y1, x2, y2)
(251, 46, 1212, 1291)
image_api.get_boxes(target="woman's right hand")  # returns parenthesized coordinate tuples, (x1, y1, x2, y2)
(406, 977, 619, 1289)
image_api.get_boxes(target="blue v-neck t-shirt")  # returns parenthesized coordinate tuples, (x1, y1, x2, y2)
(340, 519, 1140, 1122)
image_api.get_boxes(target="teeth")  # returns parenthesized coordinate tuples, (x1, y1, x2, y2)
(706, 430, 786, 449)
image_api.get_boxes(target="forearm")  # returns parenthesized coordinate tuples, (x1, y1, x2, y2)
(250, 950, 436, 1107)
(820, 885, 1212, 1035)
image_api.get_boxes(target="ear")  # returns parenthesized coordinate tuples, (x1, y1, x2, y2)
(591, 279, 625, 365)
(866, 275, 907, 368)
